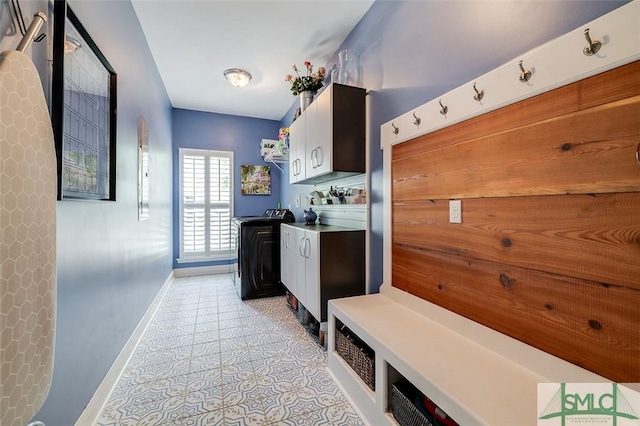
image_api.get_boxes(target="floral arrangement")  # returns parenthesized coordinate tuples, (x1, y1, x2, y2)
(285, 61, 326, 96)
(278, 127, 289, 142)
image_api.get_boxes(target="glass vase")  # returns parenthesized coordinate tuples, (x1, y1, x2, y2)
(330, 66, 340, 85)
(338, 49, 359, 86)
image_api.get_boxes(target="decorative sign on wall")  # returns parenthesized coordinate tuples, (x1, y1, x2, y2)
(52, 0, 117, 200)
(240, 165, 271, 195)
(138, 116, 149, 220)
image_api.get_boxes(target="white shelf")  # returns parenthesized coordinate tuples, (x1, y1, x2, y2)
(261, 146, 288, 163)
(261, 138, 288, 164)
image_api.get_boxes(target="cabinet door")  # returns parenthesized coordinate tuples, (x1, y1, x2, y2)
(304, 231, 320, 321)
(304, 101, 317, 179)
(312, 86, 332, 178)
(293, 227, 307, 305)
(280, 224, 293, 293)
(288, 114, 305, 183)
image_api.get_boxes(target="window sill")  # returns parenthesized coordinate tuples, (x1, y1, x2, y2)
(176, 255, 233, 264)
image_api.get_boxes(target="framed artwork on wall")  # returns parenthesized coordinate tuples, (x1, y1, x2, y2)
(138, 116, 149, 220)
(52, 0, 117, 200)
(240, 165, 271, 195)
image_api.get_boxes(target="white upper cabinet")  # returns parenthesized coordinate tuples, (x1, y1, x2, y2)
(289, 83, 366, 185)
(306, 86, 330, 179)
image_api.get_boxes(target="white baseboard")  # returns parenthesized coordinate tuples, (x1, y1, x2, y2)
(173, 264, 234, 277)
(74, 271, 175, 426)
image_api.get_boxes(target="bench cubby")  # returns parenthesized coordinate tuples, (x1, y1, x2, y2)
(334, 319, 375, 391)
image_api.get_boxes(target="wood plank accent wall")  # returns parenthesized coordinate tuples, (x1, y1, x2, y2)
(391, 61, 640, 383)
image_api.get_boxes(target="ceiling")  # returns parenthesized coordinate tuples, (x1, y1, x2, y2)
(130, 1, 374, 121)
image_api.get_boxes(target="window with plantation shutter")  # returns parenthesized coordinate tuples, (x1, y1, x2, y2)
(179, 148, 233, 261)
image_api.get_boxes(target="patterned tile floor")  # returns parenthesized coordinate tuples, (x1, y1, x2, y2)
(96, 274, 364, 425)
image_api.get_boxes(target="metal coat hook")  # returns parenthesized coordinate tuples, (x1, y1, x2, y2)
(391, 122, 399, 136)
(519, 60, 532, 82)
(439, 99, 448, 116)
(583, 28, 602, 56)
(412, 112, 421, 127)
(473, 83, 484, 102)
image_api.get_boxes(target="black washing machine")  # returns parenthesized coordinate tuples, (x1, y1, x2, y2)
(231, 209, 295, 300)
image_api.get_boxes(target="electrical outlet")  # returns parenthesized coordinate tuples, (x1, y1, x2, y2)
(449, 200, 462, 223)
(295, 194, 301, 208)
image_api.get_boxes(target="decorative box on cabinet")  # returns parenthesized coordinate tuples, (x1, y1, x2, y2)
(280, 223, 365, 321)
(289, 83, 366, 185)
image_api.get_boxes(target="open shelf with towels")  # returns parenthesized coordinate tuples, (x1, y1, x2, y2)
(261, 138, 289, 173)
(261, 138, 288, 163)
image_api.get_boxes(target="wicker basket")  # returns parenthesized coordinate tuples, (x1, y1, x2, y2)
(390, 381, 435, 426)
(285, 291, 298, 311)
(335, 324, 375, 390)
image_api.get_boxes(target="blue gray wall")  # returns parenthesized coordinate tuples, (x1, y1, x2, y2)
(172, 108, 282, 269)
(1, 0, 173, 425)
(279, 0, 628, 294)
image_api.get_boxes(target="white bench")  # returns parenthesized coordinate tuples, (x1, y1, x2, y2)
(327, 288, 607, 426)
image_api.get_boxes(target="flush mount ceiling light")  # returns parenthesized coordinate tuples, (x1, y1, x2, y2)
(224, 68, 252, 88)
(64, 36, 81, 53)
